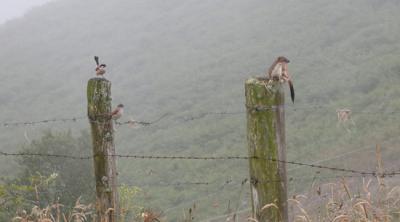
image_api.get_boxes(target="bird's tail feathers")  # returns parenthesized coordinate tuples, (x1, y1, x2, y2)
(288, 80, 295, 103)
(94, 56, 99, 66)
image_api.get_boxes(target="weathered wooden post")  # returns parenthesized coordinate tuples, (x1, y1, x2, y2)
(245, 77, 288, 221)
(87, 77, 119, 222)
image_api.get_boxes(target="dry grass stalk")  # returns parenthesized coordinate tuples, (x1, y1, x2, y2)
(289, 176, 400, 222)
(260, 203, 279, 212)
(12, 197, 94, 222)
(246, 217, 258, 222)
(140, 208, 163, 222)
(288, 198, 311, 222)
(332, 214, 350, 222)
(341, 178, 352, 200)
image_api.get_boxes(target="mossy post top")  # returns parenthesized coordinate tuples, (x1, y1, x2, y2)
(87, 77, 112, 121)
(245, 77, 284, 109)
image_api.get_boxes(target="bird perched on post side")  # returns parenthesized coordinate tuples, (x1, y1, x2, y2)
(267, 56, 295, 103)
(110, 104, 124, 120)
(94, 56, 107, 77)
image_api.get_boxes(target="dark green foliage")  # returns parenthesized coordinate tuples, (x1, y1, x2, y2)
(0, 131, 93, 221)
(0, 182, 36, 221)
(15, 131, 94, 208)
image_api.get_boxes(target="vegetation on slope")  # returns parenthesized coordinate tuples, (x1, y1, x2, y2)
(0, 0, 400, 220)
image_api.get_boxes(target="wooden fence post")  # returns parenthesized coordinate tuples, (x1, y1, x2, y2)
(245, 77, 288, 221)
(87, 77, 119, 222)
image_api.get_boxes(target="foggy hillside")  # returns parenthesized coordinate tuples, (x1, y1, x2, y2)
(1, 0, 400, 220)
(0, 0, 54, 24)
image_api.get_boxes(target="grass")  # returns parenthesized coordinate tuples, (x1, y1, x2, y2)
(11, 176, 400, 222)
(288, 176, 400, 222)
(12, 197, 93, 222)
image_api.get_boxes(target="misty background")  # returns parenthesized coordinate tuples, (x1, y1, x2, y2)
(0, 0, 400, 221)
(0, 0, 54, 24)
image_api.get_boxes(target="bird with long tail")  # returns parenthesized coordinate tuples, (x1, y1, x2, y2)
(267, 56, 295, 103)
(94, 56, 107, 77)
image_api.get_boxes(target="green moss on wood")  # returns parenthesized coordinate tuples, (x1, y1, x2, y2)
(87, 77, 112, 120)
(245, 77, 288, 222)
(87, 77, 118, 222)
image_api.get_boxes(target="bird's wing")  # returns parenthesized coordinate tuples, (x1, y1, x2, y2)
(110, 108, 119, 116)
(267, 60, 278, 79)
(94, 56, 99, 66)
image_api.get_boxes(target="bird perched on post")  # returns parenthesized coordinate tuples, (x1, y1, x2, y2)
(110, 104, 124, 120)
(94, 56, 107, 77)
(267, 56, 295, 103)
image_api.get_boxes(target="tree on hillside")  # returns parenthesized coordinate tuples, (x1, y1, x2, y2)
(14, 130, 94, 209)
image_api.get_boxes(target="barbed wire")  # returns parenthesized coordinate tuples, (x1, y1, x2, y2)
(57, 175, 379, 191)
(0, 103, 399, 128)
(1, 151, 399, 177)
(0, 151, 92, 160)
(0, 116, 87, 127)
(119, 174, 399, 189)
(0, 175, 371, 197)
(115, 113, 170, 126)
(16, 173, 397, 200)
(179, 111, 244, 122)
(288, 146, 376, 172)
(0, 113, 169, 128)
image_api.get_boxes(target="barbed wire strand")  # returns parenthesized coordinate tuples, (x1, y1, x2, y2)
(115, 113, 170, 126)
(1, 151, 399, 177)
(1, 116, 87, 127)
(288, 146, 376, 172)
(0, 113, 170, 128)
(0, 103, 399, 128)
(26, 173, 391, 197)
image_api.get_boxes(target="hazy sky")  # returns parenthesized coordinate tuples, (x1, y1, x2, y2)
(0, 0, 54, 24)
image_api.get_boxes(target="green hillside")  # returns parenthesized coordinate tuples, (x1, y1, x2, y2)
(1, 0, 400, 220)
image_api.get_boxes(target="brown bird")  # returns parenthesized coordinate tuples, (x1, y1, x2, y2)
(267, 56, 295, 103)
(94, 56, 106, 76)
(110, 104, 124, 120)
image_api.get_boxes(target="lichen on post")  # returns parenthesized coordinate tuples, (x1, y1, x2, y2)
(87, 77, 119, 222)
(245, 77, 288, 222)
